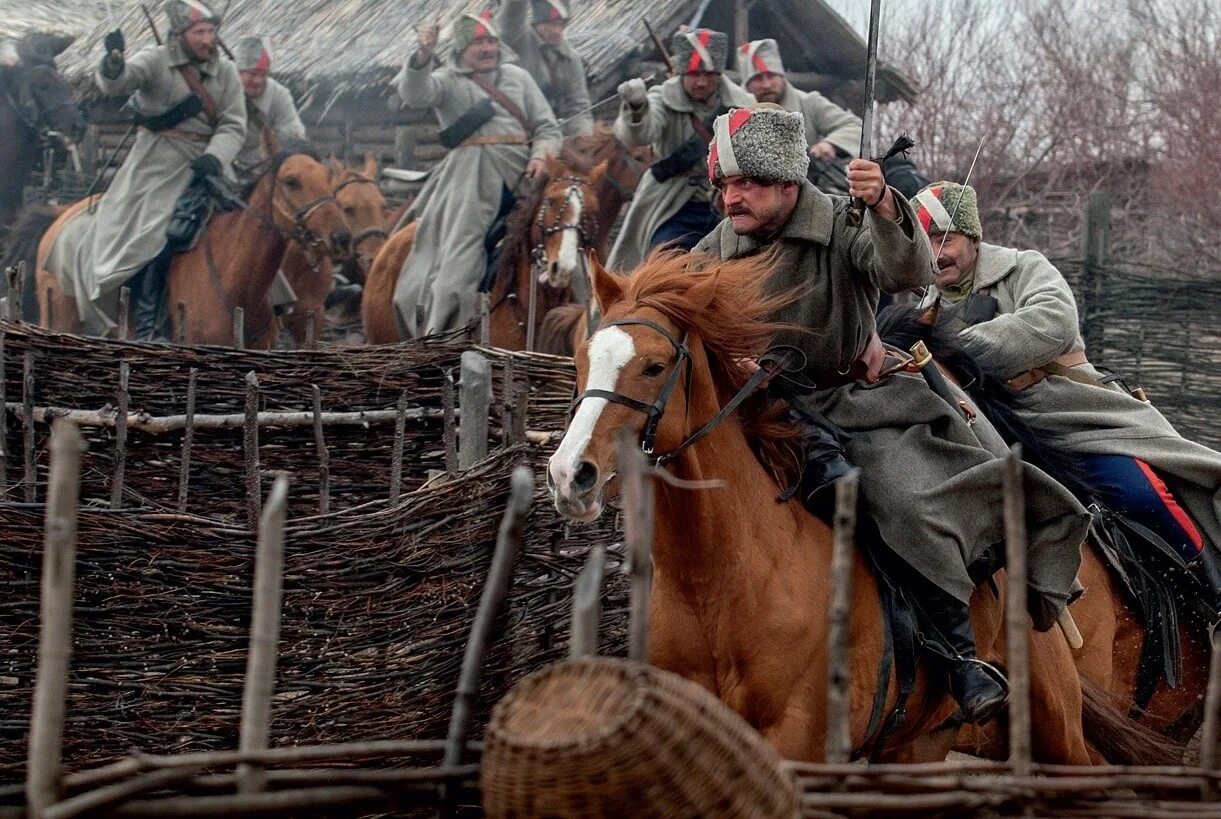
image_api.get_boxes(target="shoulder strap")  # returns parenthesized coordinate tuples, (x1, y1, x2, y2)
(466, 72, 532, 136)
(688, 112, 712, 142)
(178, 63, 218, 126)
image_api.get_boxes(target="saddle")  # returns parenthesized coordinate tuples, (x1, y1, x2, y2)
(165, 174, 242, 253)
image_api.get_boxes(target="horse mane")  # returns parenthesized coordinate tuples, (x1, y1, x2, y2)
(875, 304, 1095, 499)
(240, 140, 322, 200)
(621, 248, 808, 488)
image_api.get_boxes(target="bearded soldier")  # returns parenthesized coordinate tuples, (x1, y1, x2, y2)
(232, 35, 306, 180)
(736, 38, 860, 163)
(694, 106, 1091, 723)
(606, 29, 754, 270)
(496, 0, 592, 138)
(44, 0, 245, 340)
(394, 10, 561, 338)
(913, 182, 1221, 612)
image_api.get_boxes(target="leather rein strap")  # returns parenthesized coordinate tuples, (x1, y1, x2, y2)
(568, 318, 772, 466)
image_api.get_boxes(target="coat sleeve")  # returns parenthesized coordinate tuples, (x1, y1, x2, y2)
(522, 72, 563, 160)
(958, 251, 1080, 377)
(203, 62, 248, 166)
(95, 44, 160, 97)
(849, 192, 934, 293)
(613, 85, 666, 148)
(563, 53, 594, 135)
(802, 90, 861, 158)
(398, 58, 445, 109)
(271, 83, 306, 141)
(495, 0, 532, 53)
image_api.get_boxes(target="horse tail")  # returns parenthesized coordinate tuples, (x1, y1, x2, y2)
(2, 204, 57, 322)
(1079, 677, 1182, 764)
(538, 304, 586, 356)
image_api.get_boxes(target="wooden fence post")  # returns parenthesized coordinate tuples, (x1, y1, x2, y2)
(1, 310, 8, 494)
(825, 469, 859, 764)
(110, 361, 130, 509)
(8, 263, 25, 320)
(175, 302, 187, 345)
(233, 307, 246, 350)
(237, 473, 289, 795)
(1081, 191, 1110, 361)
(442, 371, 458, 475)
(458, 351, 490, 470)
(1201, 628, 1221, 798)
(570, 545, 606, 659)
(25, 420, 84, 819)
(23, 349, 36, 503)
(479, 293, 491, 346)
(117, 287, 130, 342)
(619, 430, 654, 664)
(1003, 444, 1032, 777)
(311, 385, 330, 516)
(244, 371, 261, 528)
(176, 368, 197, 513)
(305, 311, 317, 350)
(389, 390, 408, 505)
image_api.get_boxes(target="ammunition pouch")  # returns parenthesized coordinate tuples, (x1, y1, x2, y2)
(649, 135, 706, 183)
(126, 94, 205, 133)
(437, 97, 497, 150)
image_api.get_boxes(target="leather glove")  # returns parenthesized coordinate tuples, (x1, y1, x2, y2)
(104, 29, 126, 55)
(189, 153, 223, 184)
(617, 78, 647, 108)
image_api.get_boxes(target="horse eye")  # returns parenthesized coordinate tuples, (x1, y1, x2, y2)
(343, 205, 356, 217)
(284, 176, 302, 190)
(643, 362, 666, 378)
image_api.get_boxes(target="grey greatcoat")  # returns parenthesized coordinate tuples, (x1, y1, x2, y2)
(496, 0, 592, 137)
(696, 183, 1091, 622)
(919, 243, 1221, 550)
(234, 78, 306, 177)
(778, 82, 861, 157)
(607, 76, 754, 271)
(394, 55, 561, 337)
(45, 40, 245, 334)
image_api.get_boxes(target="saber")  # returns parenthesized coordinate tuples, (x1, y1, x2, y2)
(643, 20, 675, 77)
(858, 0, 882, 163)
(558, 73, 656, 126)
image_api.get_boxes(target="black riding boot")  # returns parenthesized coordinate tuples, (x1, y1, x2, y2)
(791, 410, 854, 520)
(919, 584, 1010, 724)
(128, 249, 171, 342)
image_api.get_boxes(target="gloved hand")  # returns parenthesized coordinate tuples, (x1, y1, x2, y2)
(104, 29, 126, 55)
(618, 78, 647, 108)
(189, 153, 223, 184)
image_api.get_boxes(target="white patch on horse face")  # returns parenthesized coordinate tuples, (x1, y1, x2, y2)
(548, 325, 634, 494)
(554, 187, 582, 284)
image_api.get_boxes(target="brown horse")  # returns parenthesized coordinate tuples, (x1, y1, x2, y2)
(547, 249, 1177, 765)
(362, 154, 607, 349)
(33, 147, 349, 348)
(560, 125, 650, 258)
(280, 153, 392, 346)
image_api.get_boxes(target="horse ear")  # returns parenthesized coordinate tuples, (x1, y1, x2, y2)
(590, 253, 624, 314)
(362, 152, 378, 179)
(587, 158, 610, 187)
(918, 299, 940, 327)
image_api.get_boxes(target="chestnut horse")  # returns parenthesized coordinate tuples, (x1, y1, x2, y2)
(280, 153, 393, 346)
(548, 250, 1177, 764)
(362, 154, 606, 349)
(33, 147, 349, 348)
(560, 125, 650, 258)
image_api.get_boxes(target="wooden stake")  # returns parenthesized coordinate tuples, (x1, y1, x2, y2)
(389, 390, 408, 505)
(176, 369, 197, 513)
(444, 467, 531, 771)
(311, 385, 329, 516)
(237, 473, 289, 794)
(23, 349, 36, 503)
(570, 545, 606, 658)
(619, 430, 654, 663)
(442, 371, 458, 475)
(479, 293, 491, 345)
(1003, 445, 1032, 778)
(458, 351, 490, 470)
(25, 420, 84, 819)
(6, 263, 23, 320)
(110, 361, 130, 509)
(44, 288, 54, 335)
(1201, 628, 1221, 797)
(117, 286, 130, 342)
(526, 267, 539, 352)
(244, 371, 260, 528)
(175, 302, 187, 345)
(1, 318, 8, 494)
(233, 307, 246, 350)
(499, 356, 515, 448)
(826, 469, 859, 764)
(305, 311, 317, 350)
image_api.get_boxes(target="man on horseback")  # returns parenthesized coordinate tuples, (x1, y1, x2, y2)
(44, 0, 245, 340)
(496, 0, 592, 138)
(606, 29, 754, 270)
(393, 10, 561, 338)
(232, 36, 305, 181)
(693, 105, 1092, 724)
(912, 182, 1221, 615)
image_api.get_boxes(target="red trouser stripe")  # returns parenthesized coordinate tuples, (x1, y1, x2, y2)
(1134, 458, 1204, 551)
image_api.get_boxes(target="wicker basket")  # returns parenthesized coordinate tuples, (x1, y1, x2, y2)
(481, 657, 800, 819)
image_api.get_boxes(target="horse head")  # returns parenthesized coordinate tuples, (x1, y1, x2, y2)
(548, 250, 794, 521)
(328, 152, 391, 284)
(6, 63, 86, 144)
(531, 155, 607, 290)
(261, 145, 352, 260)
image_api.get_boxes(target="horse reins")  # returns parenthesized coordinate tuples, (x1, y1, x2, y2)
(567, 317, 773, 466)
(332, 173, 390, 252)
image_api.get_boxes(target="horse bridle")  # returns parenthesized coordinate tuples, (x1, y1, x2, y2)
(332, 173, 390, 252)
(568, 318, 772, 466)
(530, 175, 599, 275)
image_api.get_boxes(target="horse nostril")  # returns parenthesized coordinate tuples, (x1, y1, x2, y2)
(332, 231, 351, 252)
(573, 461, 598, 494)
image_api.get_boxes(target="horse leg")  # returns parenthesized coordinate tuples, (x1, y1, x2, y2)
(362, 222, 414, 344)
(1028, 626, 1094, 764)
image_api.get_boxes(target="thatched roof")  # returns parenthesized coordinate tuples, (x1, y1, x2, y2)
(0, 1, 109, 40)
(58, 0, 915, 107)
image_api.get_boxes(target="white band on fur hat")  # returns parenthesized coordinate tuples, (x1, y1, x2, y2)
(712, 113, 741, 178)
(684, 32, 713, 72)
(915, 188, 954, 232)
(708, 105, 809, 184)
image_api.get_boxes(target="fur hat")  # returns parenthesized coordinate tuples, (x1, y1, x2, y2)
(165, 0, 220, 35)
(531, 0, 570, 24)
(452, 9, 499, 53)
(912, 182, 982, 240)
(708, 104, 809, 184)
(671, 29, 728, 74)
(233, 35, 272, 72)
(737, 38, 785, 86)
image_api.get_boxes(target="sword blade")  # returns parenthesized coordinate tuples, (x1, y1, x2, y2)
(859, 0, 882, 161)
